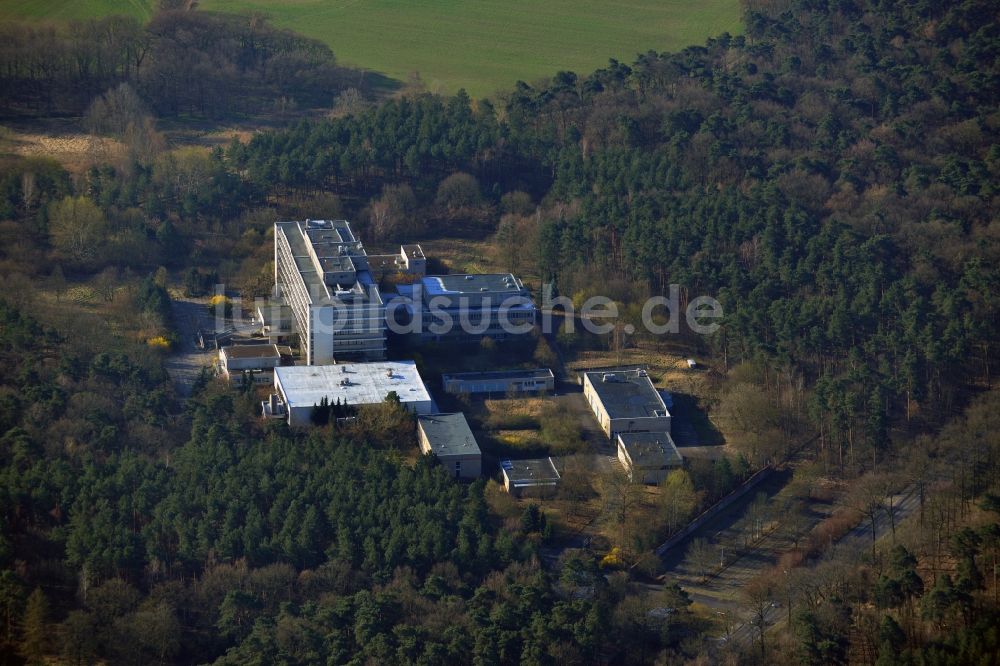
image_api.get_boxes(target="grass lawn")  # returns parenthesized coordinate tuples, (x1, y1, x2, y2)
(0, 0, 742, 97)
(0, 0, 153, 21)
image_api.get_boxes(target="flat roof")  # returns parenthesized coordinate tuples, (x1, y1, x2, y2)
(442, 368, 554, 381)
(401, 244, 424, 258)
(275, 220, 382, 307)
(584, 368, 670, 419)
(617, 432, 683, 468)
(222, 344, 281, 359)
(274, 361, 430, 409)
(500, 458, 561, 487)
(422, 273, 526, 296)
(366, 255, 402, 271)
(417, 413, 481, 457)
(257, 303, 292, 327)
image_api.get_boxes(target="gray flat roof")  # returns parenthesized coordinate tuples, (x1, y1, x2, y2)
(422, 273, 526, 296)
(442, 368, 554, 381)
(417, 413, 481, 457)
(222, 344, 281, 360)
(275, 220, 382, 307)
(617, 432, 683, 468)
(584, 368, 670, 419)
(274, 361, 430, 409)
(501, 458, 561, 487)
(257, 303, 292, 327)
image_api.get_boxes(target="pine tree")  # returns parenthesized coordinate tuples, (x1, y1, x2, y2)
(19, 587, 48, 664)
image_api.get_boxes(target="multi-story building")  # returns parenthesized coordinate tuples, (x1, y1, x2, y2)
(274, 220, 386, 364)
(395, 273, 536, 342)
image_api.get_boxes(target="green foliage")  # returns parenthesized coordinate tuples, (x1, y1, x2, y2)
(0, 11, 357, 118)
(18, 588, 48, 664)
(793, 606, 850, 666)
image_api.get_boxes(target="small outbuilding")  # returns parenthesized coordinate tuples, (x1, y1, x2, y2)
(219, 344, 282, 386)
(417, 413, 482, 479)
(616, 431, 683, 484)
(441, 368, 555, 395)
(500, 458, 561, 498)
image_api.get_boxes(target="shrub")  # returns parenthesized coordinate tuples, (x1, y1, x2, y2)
(146, 336, 171, 350)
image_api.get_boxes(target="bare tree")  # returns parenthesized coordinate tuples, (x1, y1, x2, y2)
(49, 265, 67, 302)
(658, 468, 697, 534)
(83, 83, 149, 139)
(93, 267, 119, 303)
(742, 575, 774, 662)
(48, 196, 110, 269)
(20, 172, 35, 216)
(846, 473, 894, 562)
(598, 467, 642, 555)
(331, 87, 366, 117)
(684, 538, 716, 581)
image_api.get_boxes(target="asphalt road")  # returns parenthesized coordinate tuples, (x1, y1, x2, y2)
(164, 298, 216, 397)
(701, 481, 925, 649)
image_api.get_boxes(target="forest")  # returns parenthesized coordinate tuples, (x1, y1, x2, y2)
(0, 0, 999, 663)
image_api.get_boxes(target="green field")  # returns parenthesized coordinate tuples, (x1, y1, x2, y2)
(0, 0, 153, 21)
(0, 0, 741, 97)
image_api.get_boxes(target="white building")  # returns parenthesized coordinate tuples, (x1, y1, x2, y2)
(367, 244, 427, 279)
(219, 344, 282, 386)
(274, 220, 386, 364)
(582, 368, 671, 439)
(417, 413, 482, 479)
(616, 432, 683, 484)
(270, 360, 432, 427)
(441, 369, 555, 395)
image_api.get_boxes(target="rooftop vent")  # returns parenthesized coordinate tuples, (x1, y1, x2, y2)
(602, 373, 618, 383)
(465, 275, 474, 280)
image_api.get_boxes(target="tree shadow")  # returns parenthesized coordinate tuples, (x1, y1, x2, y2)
(670, 392, 724, 446)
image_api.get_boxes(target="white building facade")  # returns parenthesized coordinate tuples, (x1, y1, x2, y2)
(274, 220, 386, 364)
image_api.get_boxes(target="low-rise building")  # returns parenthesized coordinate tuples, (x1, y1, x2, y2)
(219, 344, 282, 386)
(441, 368, 555, 395)
(270, 360, 432, 426)
(395, 273, 535, 342)
(500, 458, 561, 498)
(582, 368, 671, 438)
(417, 413, 482, 479)
(616, 432, 683, 484)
